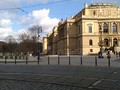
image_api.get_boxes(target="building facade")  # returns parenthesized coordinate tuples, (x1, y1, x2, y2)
(42, 37, 47, 54)
(43, 3, 120, 55)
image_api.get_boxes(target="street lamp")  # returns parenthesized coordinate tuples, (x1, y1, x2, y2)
(37, 26, 42, 64)
(28, 25, 42, 63)
(99, 30, 104, 48)
(98, 28, 104, 58)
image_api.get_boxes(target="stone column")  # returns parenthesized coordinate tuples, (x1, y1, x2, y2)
(101, 23, 103, 41)
(111, 37, 113, 47)
(109, 37, 112, 47)
(109, 22, 112, 34)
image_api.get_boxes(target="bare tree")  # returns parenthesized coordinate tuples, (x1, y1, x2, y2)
(0, 41, 6, 55)
(18, 32, 30, 42)
(5, 35, 16, 43)
(18, 30, 39, 55)
(13, 25, 43, 55)
(28, 25, 42, 34)
(4, 35, 18, 55)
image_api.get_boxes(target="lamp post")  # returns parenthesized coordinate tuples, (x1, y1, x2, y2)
(99, 30, 104, 48)
(98, 23, 104, 50)
(37, 26, 42, 64)
(98, 29, 104, 58)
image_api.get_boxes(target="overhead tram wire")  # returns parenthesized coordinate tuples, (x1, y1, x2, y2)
(0, 0, 71, 14)
(21, 0, 71, 9)
(0, 0, 71, 11)
(0, 6, 28, 14)
(17, 7, 28, 14)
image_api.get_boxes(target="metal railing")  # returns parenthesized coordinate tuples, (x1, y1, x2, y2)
(0, 55, 117, 67)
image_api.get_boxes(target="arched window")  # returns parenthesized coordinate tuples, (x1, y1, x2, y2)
(103, 23, 108, 33)
(113, 38, 118, 46)
(89, 39, 93, 45)
(104, 38, 109, 46)
(93, 11, 96, 15)
(112, 23, 117, 33)
(99, 24, 102, 30)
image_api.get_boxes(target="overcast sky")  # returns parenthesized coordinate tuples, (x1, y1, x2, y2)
(0, 0, 120, 41)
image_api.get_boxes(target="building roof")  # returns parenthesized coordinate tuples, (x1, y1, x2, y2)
(89, 3, 118, 8)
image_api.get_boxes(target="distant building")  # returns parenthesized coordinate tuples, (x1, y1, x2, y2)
(42, 37, 48, 54)
(43, 3, 120, 55)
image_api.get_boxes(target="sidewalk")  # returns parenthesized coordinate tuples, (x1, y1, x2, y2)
(0, 65, 120, 90)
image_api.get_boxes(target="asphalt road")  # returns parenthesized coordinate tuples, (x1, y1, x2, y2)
(0, 65, 120, 90)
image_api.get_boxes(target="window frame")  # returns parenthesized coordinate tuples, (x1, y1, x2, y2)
(88, 25, 92, 33)
(90, 49, 93, 52)
(103, 23, 108, 33)
(89, 39, 93, 46)
(112, 23, 117, 33)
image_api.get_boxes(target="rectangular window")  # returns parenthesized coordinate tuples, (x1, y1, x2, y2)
(88, 26, 92, 33)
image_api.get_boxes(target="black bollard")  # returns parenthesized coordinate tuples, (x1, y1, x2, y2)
(15, 56, 17, 64)
(80, 57, 82, 65)
(69, 56, 71, 65)
(95, 57, 97, 66)
(58, 55, 60, 65)
(108, 58, 111, 67)
(26, 56, 28, 64)
(5, 56, 7, 64)
(37, 52, 40, 64)
(37, 56, 40, 64)
(48, 56, 50, 65)
(107, 51, 111, 67)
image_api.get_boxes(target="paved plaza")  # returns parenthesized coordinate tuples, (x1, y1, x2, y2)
(0, 65, 120, 90)
(0, 55, 120, 90)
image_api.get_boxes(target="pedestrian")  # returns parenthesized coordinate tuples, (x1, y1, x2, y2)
(107, 50, 111, 59)
(116, 51, 118, 58)
(119, 52, 120, 57)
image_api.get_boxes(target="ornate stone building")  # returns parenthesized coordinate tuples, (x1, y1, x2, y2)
(43, 3, 120, 55)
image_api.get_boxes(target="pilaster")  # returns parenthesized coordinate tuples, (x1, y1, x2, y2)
(118, 22, 120, 33)
(109, 37, 113, 47)
(109, 22, 112, 34)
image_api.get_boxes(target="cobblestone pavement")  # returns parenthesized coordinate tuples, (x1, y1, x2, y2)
(0, 73, 119, 90)
(0, 65, 120, 90)
(0, 79, 87, 90)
